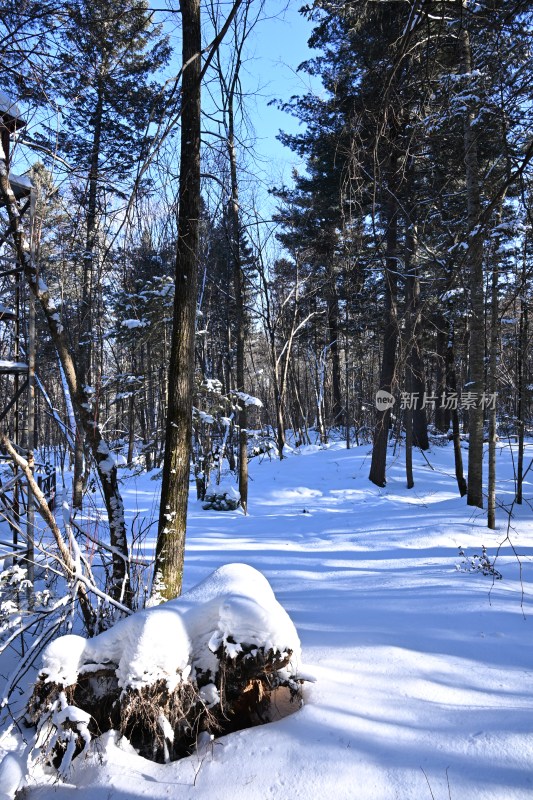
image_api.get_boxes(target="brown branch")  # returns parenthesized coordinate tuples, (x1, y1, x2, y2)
(0, 433, 96, 633)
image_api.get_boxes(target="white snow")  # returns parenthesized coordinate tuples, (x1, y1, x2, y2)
(233, 391, 264, 408)
(205, 482, 240, 502)
(196, 409, 215, 424)
(0, 753, 24, 800)
(54, 704, 92, 727)
(202, 378, 223, 393)
(0, 360, 27, 370)
(82, 605, 191, 692)
(40, 635, 87, 686)
(121, 319, 148, 329)
(175, 563, 300, 676)
(1, 441, 533, 799)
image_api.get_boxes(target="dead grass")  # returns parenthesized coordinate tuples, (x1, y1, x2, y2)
(27, 645, 303, 771)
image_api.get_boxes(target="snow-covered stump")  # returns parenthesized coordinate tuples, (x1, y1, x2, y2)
(202, 483, 241, 511)
(26, 565, 305, 772)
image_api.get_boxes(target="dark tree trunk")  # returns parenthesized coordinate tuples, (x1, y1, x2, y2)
(404, 191, 417, 488)
(403, 164, 428, 456)
(127, 392, 135, 467)
(447, 325, 468, 497)
(487, 239, 499, 528)
(74, 83, 104, 509)
(516, 262, 528, 504)
(434, 315, 450, 433)
(153, 0, 201, 601)
(273, 367, 286, 459)
(369, 155, 399, 488)
(410, 344, 429, 451)
(326, 268, 343, 428)
(227, 93, 248, 514)
(460, 17, 485, 509)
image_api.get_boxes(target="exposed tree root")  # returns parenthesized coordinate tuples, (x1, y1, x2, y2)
(26, 645, 302, 771)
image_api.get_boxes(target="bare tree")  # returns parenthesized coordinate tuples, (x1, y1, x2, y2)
(208, 0, 259, 512)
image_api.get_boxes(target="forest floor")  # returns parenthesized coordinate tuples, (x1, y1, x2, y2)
(2, 438, 533, 799)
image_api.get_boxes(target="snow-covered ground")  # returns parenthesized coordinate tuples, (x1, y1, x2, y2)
(2, 440, 533, 799)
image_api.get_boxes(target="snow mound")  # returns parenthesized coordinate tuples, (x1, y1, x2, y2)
(40, 635, 87, 687)
(176, 562, 301, 674)
(202, 483, 241, 511)
(83, 605, 191, 692)
(37, 563, 300, 692)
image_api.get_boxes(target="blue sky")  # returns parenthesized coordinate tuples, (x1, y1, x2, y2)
(8, 3, 321, 223)
(241, 1, 320, 178)
(156, 2, 321, 218)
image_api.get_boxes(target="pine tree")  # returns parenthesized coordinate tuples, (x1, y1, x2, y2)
(275, 0, 533, 500)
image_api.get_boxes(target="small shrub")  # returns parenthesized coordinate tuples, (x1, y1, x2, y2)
(456, 546, 502, 580)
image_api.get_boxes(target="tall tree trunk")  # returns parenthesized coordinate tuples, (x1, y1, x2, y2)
(74, 83, 104, 509)
(460, 13, 485, 508)
(153, 0, 201, 601)
(410, 344, 429, 450)
(404, 192, 417, 488)
(274, 378, 286, 458)
(434, 316, 450, 433)
(404, 193, 429, 453)
(448, 324, 468, 497)
(326, 266, 343, 428)
(127, 392, 135, 467)
(369, 154, 399, 488)
(487, 238, 499, 529)
(516, 259, 528, 504)
(26, 230, 36, 600)
(227, 93, 248, 514)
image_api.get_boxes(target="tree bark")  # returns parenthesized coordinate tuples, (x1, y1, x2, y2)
(434, 315, 449, 433)
(487, 239, 499, 528)
(325, 266, 343, 428)
(516, 260, 528, 504)
(404, 184, 428, 454)
(446, 324, 468, 497)
(369, 154, 399, 488)
(74, 81, 104, 509)
(460, 14, 485, 509)
(404, 191, 417, 488)
(227, 93, 248, 514)
(153, 0, 201, 601)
